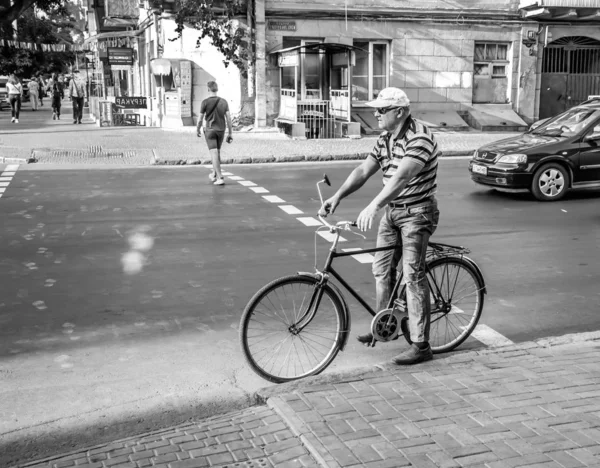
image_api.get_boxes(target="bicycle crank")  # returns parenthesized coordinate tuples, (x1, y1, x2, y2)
(370, 307, 406, 343)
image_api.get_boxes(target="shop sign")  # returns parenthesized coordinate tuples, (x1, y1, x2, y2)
(108, 47, 133, 65)
(115, 96, 147, 109)
(301, 110, 325, 118)
(278, 51, 298, 67)
(105, 0, 139, 19)
(268, 21, 296, 31)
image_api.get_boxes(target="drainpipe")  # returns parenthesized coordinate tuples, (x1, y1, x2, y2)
(254, 0, 266, 128)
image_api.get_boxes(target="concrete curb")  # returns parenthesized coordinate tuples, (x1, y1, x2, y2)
(0, 156, 34, 164)
(151, 150, 472, 166)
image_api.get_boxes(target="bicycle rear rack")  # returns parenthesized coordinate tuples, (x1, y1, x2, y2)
(427, 242, 470, 260)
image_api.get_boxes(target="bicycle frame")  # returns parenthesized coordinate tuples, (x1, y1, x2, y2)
(294, 176, 486, 338)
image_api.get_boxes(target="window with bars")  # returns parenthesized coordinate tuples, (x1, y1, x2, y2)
(352, 41, 389, 101)
(474, 42, 509, 78)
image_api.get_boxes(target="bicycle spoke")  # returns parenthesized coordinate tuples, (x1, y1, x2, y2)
(241, 277, 342, 382)
(425, 259, 483, 353)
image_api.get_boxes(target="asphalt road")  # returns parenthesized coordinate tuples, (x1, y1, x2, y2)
(1, 159, 600, 465)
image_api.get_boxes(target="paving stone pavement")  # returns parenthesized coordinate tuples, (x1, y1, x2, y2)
(17, 337, 600, 468)
(0, 99, 520, 165)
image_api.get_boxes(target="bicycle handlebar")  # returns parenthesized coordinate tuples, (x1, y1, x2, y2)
(318, 214, 357, 232)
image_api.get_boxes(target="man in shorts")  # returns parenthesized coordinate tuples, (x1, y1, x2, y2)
(197, 81, 233, 186)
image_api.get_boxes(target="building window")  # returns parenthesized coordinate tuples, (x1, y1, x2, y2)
(352, 41, 389, 101)
(474, 42, 509, 78)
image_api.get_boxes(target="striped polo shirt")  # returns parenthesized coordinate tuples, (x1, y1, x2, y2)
(368, 116, 439, 206)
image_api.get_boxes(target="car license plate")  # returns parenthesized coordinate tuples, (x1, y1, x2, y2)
(472, 164, 487, 175)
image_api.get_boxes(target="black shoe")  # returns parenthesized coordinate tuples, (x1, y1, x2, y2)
(392, 344, 433, 365)
(73, 120, 77, 124)
(78, 120, 82, 124)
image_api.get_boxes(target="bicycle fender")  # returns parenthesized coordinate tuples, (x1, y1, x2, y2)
(297, 272, 352, 351)
(459, 256, 487, 295)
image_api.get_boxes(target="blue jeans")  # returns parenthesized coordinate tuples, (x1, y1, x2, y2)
(372, 198, 440, 343)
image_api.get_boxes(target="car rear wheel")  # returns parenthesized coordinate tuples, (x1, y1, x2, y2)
(531, 163, 569, 201)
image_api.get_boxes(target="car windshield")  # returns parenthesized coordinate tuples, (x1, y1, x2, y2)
(531, 108, 600, 137)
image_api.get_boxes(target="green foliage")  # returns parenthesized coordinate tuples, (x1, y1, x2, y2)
(0, 0, 80, 77)
(173, 0, 250, 78)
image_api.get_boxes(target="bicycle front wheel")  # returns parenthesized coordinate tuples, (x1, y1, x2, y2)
(239, 275, 344, 383)
(426, 257, 485, 353)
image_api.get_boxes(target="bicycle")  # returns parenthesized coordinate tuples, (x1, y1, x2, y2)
(240, 175, 487, 383)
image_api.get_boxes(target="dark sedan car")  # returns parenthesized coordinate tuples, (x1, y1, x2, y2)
(469, 101, 600, 201)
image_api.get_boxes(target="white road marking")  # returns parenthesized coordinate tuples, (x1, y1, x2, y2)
(263, 195, 285, 203)
(221, 171, 233, 176)
(249, 187, 269, 193)
(238, 180, 257, 187)
(318, 231, 346, 243)
(468, 324, 514, 347)
(228, 175, 244, 181)
(279, 205, 303, 215)
(0, 165, 18, 199)
(297, 217, 322, 227)
(342, 247, 375, 264)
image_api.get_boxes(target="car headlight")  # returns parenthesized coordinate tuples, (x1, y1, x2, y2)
(472, 150, 478, 160)
(497, 154, 527, 164)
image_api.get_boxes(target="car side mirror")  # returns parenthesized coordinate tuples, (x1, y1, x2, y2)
(584, 133, 600, 142)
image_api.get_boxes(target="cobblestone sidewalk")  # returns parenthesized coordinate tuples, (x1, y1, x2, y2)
(18, 337, 600, 468)
(0, 101, 520, 165)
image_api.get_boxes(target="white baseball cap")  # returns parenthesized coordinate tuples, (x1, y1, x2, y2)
(365, 87, 410, 108)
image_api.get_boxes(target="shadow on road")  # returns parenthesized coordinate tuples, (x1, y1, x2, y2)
(468, 187, 600, 204)
(0, 392, 259, 467)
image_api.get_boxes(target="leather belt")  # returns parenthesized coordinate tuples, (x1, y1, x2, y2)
(389, 197, 434, 210)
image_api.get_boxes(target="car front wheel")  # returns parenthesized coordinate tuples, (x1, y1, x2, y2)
(531, 163, 569, 201)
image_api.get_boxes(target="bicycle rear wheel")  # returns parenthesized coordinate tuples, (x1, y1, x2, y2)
(426, 257, 485, 353)
(239, 275, 344, 383)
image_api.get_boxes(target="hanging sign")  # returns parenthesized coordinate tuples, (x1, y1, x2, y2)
(268, 21, 296, 31)
(108, 47, 133, 65)
(115, 96, 147, 109)
(278, 51, 298, 67)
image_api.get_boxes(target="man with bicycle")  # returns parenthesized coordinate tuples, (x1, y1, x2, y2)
(319, 87, 440, 365)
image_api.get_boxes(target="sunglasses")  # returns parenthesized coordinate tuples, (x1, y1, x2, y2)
(374, 107, 401, 116)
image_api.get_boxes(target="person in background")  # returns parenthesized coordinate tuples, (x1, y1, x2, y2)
(196, 81, 233, 186)
(37, 75, 46, 107)
(28, 76, 40, 111)
(68, 71, 86, 124)
(7, 74, 23, 123)
(49, 73, 64, 120)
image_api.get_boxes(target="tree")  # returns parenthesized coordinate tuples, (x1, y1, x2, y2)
(0, 0, 68, 26)
(172, 0, 250, 78)
(0, 1, 80, 76)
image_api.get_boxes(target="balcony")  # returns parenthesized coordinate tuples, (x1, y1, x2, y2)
(519, 0, 600, 20)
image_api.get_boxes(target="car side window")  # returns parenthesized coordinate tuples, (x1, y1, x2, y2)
(586, 123, 600, 140)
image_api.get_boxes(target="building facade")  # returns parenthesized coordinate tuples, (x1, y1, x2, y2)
(83, 0, 600, 134)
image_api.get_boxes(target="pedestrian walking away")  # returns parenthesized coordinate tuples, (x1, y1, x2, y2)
(37, 74, 46, 106)
(48, 73, 64, 120)
(319, 87, 440, 365)
(28, 76, 40, 111)
(7, 74, 23, 123)
(196, 81, 233, 186)
(69, 71, 86, 124)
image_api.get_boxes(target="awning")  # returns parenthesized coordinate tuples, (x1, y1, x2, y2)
(269, 42, 366, 55)
(83, 30, 141, 45)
